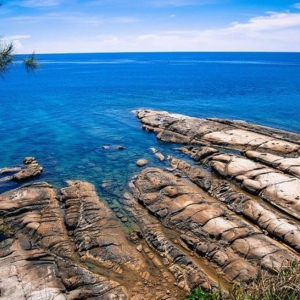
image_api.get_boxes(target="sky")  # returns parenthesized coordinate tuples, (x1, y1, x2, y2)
(1, 0, 300, 54)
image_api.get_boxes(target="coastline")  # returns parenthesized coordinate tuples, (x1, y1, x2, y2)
(1, 109, 300, 299)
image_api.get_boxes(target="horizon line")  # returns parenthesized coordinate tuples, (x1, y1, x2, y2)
(16, 50, 300, 56)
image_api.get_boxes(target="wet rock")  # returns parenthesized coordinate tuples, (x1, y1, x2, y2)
(155, 152, 165, 161)
(0, 167, 21, 174)
(61, 180, 144, 272)
(12, 157, 43, 181)
(136, 159, 148, 167)
(102, 144, 125, 150)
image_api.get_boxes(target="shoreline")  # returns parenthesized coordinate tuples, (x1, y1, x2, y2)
(1, 109, 300, 299)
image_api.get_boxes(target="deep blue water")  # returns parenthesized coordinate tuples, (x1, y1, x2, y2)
(1, 52, 300, 199)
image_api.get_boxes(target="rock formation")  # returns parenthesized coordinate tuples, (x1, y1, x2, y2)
(0, 179, 191, 299)
(0, 157, 43, 183)
(132, 109, 300, 289)
(1, 109, 300, 299)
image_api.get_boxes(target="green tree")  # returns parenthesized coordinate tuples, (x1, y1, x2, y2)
(0, 2, 39, 74)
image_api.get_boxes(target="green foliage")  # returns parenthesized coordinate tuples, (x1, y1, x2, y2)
(0, 224, 10, 235)
(187, 262, 300, 300)
(0, 42, 40, 74)
(0, 42, 14, 74)
(1, 3, 39, 75)
(229, 262, 300, 300)
(23, 52, 40, 72)
(186, 288, 223, 300)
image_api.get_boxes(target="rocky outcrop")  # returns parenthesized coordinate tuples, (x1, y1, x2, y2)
(12, 157, 43, 181)
(60, 181, 144, 273)
(0, 179, 194, 299)
(170, 157, 300, 253)
(127, 167, 298, 285)
(132, 109, 300, 290)
(0, 181, 129, 299)
(1, 109, 300, 299)
(0, 157, 43, 183)
(136, 109, 300, 157)
(135, 109, 300, 221)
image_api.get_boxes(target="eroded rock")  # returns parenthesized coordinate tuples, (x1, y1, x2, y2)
(12, 157, 43, 181)
(136, 159, 148, 167)
(136, 109, 300, 157)
(0, 179, 191, 299)
(128, 167, 298, 285)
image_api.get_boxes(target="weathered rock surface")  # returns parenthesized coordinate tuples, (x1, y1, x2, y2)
(136, 109, 300, 220)
(60, 181, 144, 273)
(170, 157, 300, 253)
(0, 179, 192, 299)
(136, 159, 148, 167)
(128, 167, 298, 285)
(0, 181, 129, 299)
(12, 157, 43, 181)
(1, 109, 300, 299)
(136, 109, 300, 156)
(0, 157, 43, 184)
(132, 109, 300, 291)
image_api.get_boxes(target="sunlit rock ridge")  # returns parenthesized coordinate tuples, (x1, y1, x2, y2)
(1, 109, 300, 299)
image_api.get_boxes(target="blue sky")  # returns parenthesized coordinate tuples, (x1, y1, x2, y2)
(1, 0, 300, 53)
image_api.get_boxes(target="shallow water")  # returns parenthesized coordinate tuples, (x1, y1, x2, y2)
(1, 52, 299, 198)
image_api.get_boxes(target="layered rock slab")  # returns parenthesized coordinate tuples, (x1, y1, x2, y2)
(0, 181, 129, 299)
(0, 237, 126, 300)
(0, 179, 195, 299)
(60, 180, 144, 273)
(128, 167, 298, 285)
(0, 182, 75, 258)
(180, 146, 300, 220)
(169, 157, 300, 253)
(136, 109, 300, 157)
(0, 157, 43, 184)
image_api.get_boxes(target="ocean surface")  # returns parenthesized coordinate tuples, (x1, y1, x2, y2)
(1, 52, 300, 201)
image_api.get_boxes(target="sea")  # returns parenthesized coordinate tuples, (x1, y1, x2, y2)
(1, 52, 300, 202)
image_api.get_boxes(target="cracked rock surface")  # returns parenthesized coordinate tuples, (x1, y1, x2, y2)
(1, 109, 300, 299)
(132, 109, 300, 287)
(0, 180, 191, 299)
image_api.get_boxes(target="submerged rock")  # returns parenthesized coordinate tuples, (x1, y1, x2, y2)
(0, 157, 43, 183)
(12, 157, 43, 181)
(136, 158, 148, 167)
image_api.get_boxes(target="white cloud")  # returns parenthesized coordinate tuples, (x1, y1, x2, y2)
(8, 7, 300, 53)
(0, 36, 31, 52)
(93, 10, 300, 52)
(228, 11, 300, 32)
(293, 3, 300, 9)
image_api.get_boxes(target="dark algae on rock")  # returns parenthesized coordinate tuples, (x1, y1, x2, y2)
(1, 110, 300, 299)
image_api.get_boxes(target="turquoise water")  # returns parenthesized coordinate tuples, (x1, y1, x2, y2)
(1, 52, 300, 198)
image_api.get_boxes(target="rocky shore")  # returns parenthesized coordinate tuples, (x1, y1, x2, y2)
(1, 109, 300, 299)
